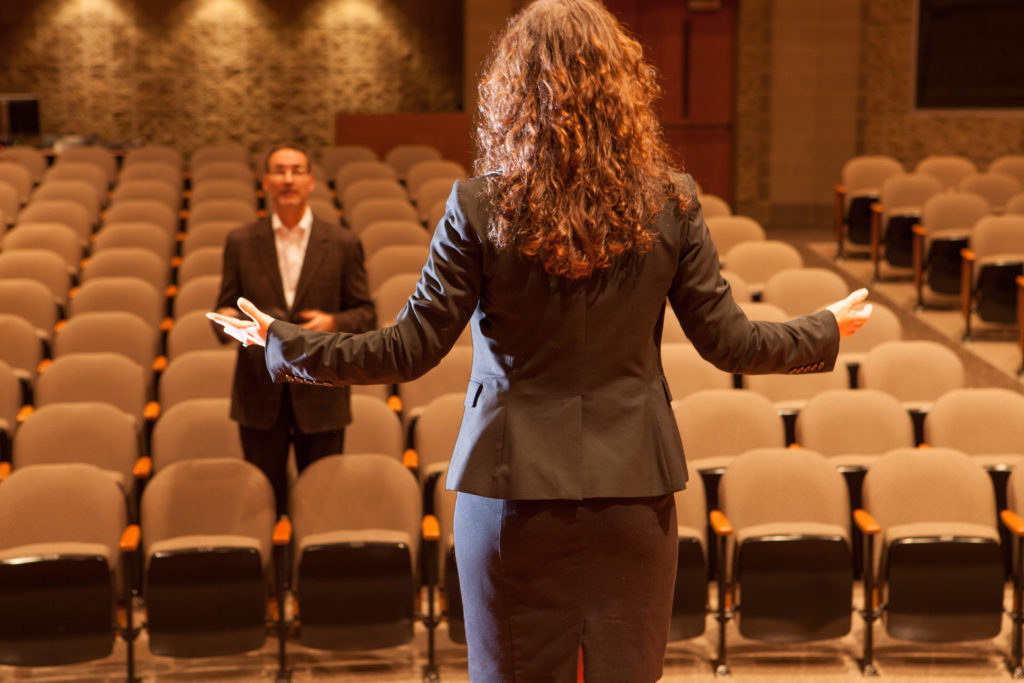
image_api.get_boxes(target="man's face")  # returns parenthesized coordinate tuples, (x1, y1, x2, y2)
(263, 147, 314, 213)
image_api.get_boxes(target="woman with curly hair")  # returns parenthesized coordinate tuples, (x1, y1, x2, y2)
(210, 1, 871, 679)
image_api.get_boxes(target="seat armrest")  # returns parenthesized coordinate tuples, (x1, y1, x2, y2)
(120, 524, 141, 553)
(854, 509, 880, 535)
(273, 517, 292, 547)
(402, 448, 419, 470)
(133, 456, 152, 481)
(1002, 510, 1024, 537)
(709, 510, 733, 537)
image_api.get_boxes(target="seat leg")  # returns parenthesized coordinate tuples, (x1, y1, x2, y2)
(713, 536, 731, 677)
(858, 529, 878, 677)
(1008, 529, 1024, 679)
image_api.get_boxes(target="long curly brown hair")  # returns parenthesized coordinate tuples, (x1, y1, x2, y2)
(475, 0, 687, 279)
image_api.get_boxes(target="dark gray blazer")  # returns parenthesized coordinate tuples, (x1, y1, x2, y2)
(216, 216, 375, 433)
(263, 176, 839, 499)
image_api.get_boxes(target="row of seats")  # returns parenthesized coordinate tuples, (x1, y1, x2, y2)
(834, 153, 1024, 357)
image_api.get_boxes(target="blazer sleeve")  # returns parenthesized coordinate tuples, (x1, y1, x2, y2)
(668, 180, 840, 375)
(264, 182, 482, 386)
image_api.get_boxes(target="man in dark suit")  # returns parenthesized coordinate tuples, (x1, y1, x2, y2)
(214, 144, 375, 515)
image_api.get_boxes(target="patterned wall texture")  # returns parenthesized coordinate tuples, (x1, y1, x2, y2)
(859, 0, 1024, 165)
(0, 0, 462, 156)
(735, 0, 1024, 227)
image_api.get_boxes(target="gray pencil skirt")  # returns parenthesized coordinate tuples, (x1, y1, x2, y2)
(453, 491, 678, 683)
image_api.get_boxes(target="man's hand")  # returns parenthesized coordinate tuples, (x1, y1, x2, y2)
(207, 297, 274, 347)
(298, 309, 336, 332)
(825, 288, 873, 338)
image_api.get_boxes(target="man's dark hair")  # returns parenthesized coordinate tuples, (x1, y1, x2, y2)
(263, 143, 311, 172)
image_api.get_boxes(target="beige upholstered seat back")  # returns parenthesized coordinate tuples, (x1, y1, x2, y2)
(150, 398, 242, 472)
(860, 340, 963, 407)
(345, 394, 404, 461)
(291, 454, 421, 564)
(720, 447, 849, 539)
(36, 353, 147, 427)
(672, 389, 784, 463)
(0, 463, 125, 558)
(864, 447, 994, 530)
(158, 350, 235, 410)
(141, 458, 275, 563)
(926, 387, 1024, 456)
(796, 389, 914, 457)
(14, 402, 138, 490)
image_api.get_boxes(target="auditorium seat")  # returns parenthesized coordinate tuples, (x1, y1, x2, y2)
(186, 198, 257, 231)
(366, 244, 429, 295)
(721, 240, 802, 299)
(104, 199, 179, 238)
(834, 155, 904, 259)
(911, 191, 990, 310)
(0, 360, 21, 462)
(857, 447, 1005, 672)
(17, 198, 94, 245)
(334, 160, 398, 196)
(385, 143, 443, 182)
(122, 145, 183, 173)
(705, 215, 765, 258)
(0, 161, 33, 204)
(0, 249, 72, 312)
(0, 463, 133, 670)
(320, 144, 379, 182)
(406, 391, 463, 498)
(959, 171, 1022, 214)
(93, 222, 175, 264)
(990, 154, 1024, 187)
(189, 144, 249, 171)
(412, 176, 456, 221)
(0, 279, 59, 351)
(340, 177, 408, 213)
(710, 447, 852, 675)
(835, 300, 901, 387)
(166, 309, 223, 359)
(660, 342, 733, 400)
(860, 340, 963, 414)
(157, 349, 235, 412)
(869, 172, 944, 280)
(182, 219, 243, 255)
(42, 160, 108, 199)
(150, 397, 242, 471)
(394, 345, 472, 426)
(925, 387, 1024, 471)
(68, 276, 167, 333)
(80, 247, 171, 293)
(57, 146, 117, 186)
(960, 214, 1024, 340)
(697, 193, 731, 218)
(172, 274, 220, 318)
(762, 267, 848, 317)
(190, 161, 253, 186)
(139, 457, 284, 671)
(117, 162, 182, 190)
(0, 181, 18, 229)
(1007, 192, 1024, 216)
(190, 178, 258, 209)
(345, 393, 405, 462)
(34, 352, 154, 435)
(13, 402, 143, 509)
(0, 146, 47, 183)
(53, 312, 162, 389)
(176, 246, 223, 286)
(347, 197, 419, 235)
(289, 453, 425, 652)
(308, 197, 341, 226)
(374, 272, 421, 325)
(359, 219, 431, 260)
(405, 160, 465, 199)
(32, 178, 102, 220)
(0, 314, 41, 400)
(110, 179, 181, 212)
(915, 153, 977, 190)
(1, 222, 82, 277)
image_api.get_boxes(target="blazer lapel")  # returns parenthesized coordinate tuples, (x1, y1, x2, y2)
(253, 219, 289, 315)
(290, 219, 328, 316)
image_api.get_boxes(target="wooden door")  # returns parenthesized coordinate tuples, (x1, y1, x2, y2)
(606, 0, 736, 202)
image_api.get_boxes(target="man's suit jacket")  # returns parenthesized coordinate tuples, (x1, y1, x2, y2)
(262, 175, 839, 499)
(216, 216, 375, 433)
